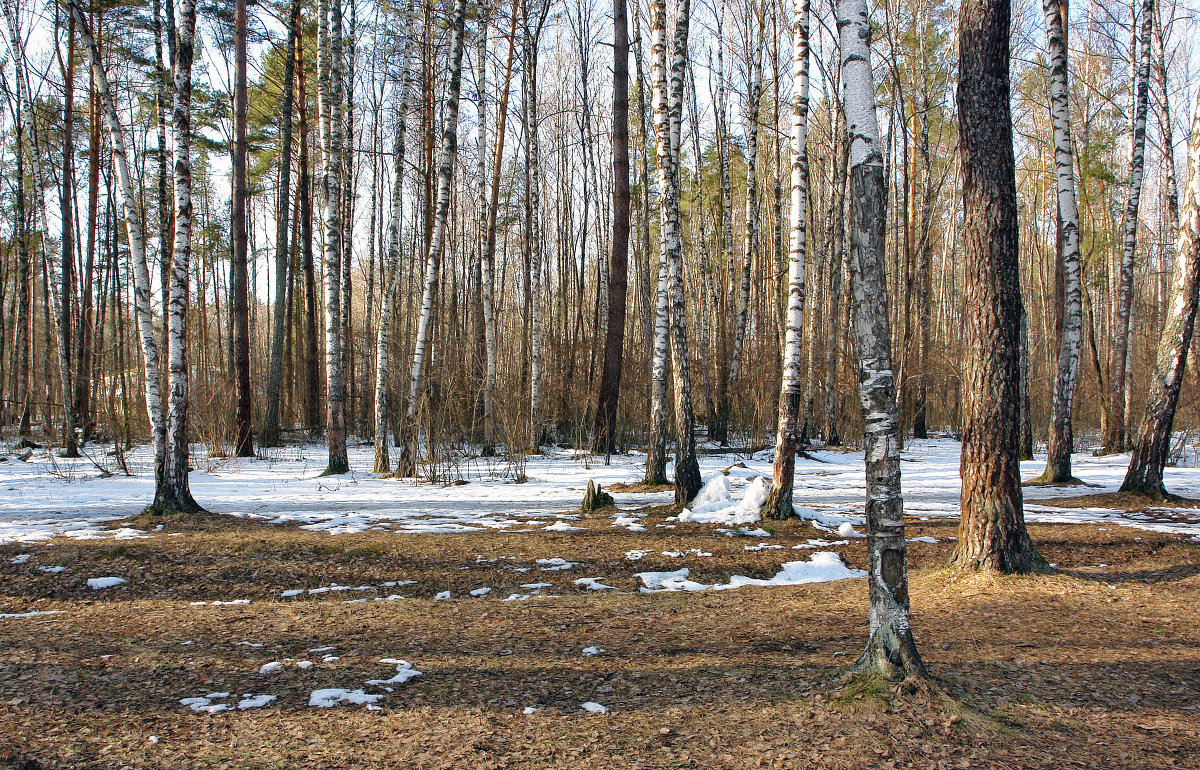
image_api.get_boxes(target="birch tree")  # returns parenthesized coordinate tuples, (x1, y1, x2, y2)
(398, 0, 469, 477)
(650, 0, 701, 503)
(155, 0, 203, 514)
(1101, 0, 1154, 454)
(763, 0, 809, 520)
(955, 0, 1045, 573)
(319, 0, 350, 475)
(837, 0, 924, 679)
(1120, 83, 1200, 497)
(1035, 0, 1084, 485)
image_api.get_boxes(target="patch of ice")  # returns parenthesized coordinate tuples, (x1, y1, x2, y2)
(308, 688, 382, 708)
(86, 577, 126, 590)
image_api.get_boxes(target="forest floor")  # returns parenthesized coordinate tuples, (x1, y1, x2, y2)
(0, 440, 1198, 768)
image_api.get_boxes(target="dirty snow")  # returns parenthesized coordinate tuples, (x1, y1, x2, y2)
(86, 577, 126, 590)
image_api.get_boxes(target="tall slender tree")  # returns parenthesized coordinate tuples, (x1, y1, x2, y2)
(955, 0, 1045, 573)
(763, 0, 809, 520)
(838, 0, 924, 680)
(230, 0, 253, 457)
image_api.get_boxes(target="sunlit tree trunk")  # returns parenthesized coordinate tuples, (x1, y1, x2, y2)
(763, 0, 809, 520)
(1037, 0, 1084, 484)
(156, 0, 203, 513)
(1121, 84, 1200, 497)
(1103, 0, 1154, 454)
(230, 0, 253, 457)
(955, 0, 1045, 573)
(838, 0, 924, 680)
(398, 0, 468, 476)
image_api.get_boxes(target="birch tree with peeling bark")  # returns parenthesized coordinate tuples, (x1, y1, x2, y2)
(397, 0, 469, 477)
(1035, 0, 1085, 485)
(319, 0, 350, 475)
(1121, 81, 1200, 497)
(837, 0, 924, 680)
(1102, 0, 1154, 455)
(763, 0, 809, 521)
(155, 0, 203, 514)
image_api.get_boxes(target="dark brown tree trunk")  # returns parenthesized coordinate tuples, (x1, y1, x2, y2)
(593, 0, 630, 458)
(230, 0, 253, 457)
(955, 0, 1045, 573)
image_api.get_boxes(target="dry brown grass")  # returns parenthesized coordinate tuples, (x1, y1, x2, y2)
(0, 511, 1196, 769)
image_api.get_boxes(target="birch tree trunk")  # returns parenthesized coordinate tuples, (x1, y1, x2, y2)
(763, 0, 809, 520)
(838, 0, 924, 680)
(372, 0, 414, 474)
(1120, 81, 1200, 497)
(955, 0, 1045, 573)
(593, 0, 631, 458)
(1103, 0, 1154, 455)
(319, 0, 350, 475)
(262, 0, 301, 448)
(155, 0, 203, 513)
(1036, 0, 1085, 485)
(651, 0, 702, 503)
(67, 0, 166, 495)
(480, 3, 518, 456)
(523, 0, 548, 453)
(397, 0, 468, 477)
(645, 255, 670, 485)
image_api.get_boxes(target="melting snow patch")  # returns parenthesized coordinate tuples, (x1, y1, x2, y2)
(366, 659, 422, 685)
(581, 701, 608, 714)
(37, 566, 66, 573)
(502, 593, 531, 601)
(180, 693, 233, 714)
(582, 646, 604, 656)
(434, 591, 451, 600)
(662, 548, 713, 558)
(296, 660, 313, 669)
(523, 706, 538, 714)
(86, 577, 126, 590)
(237, 694, 277, 710)
(0, 610, 63, 620)
(574, 577, 618, 591)
(259, 662, 284, 674)
(908, 536, 939, 544)
(624, 549, 652, 561)
(520, 582, 553, 590)
(280, 589, 304, 598)
(678, 476, 767, 525)
(744, 544, 784, 552)
(469, 587, 492, 597)
(638, 553, 865, 593)
(537, 558, 576, 571)
(308, 688, 382, 708)
(543, 521, 582, 532)
(837, 522, 866, 538)
(10, 554, 30, 564)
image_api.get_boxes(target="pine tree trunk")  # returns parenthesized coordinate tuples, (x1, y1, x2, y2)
(838, 0, 924, 680)
(763, 0, 809, 521)
(593, 0, 631, 458)
(1103, 0, 1154, 455)
(56, 15, 80, 458)
(156, 0, 203, 513)
(230, 0, 254, 457)
(1037, 0, 1084, 485)
(398, 0, 468, 477)
(955, 0, 1045, 573)
(262, 0, 301, 448)
(1121, 81, 1200, 497)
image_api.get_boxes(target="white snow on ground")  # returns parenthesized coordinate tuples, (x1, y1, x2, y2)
(0, 610, 63, 620)
(237, 694, 277, 710)
(580, 701, 608, 714)
(86, 577, 126, 590)
(636, 552, 866, 593)
(366, 659, 422, 685)
(308, 688, 382, 708)
(4, 439, 1200, 542)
